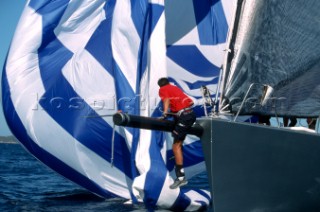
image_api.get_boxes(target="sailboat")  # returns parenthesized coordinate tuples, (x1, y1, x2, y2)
(114, 0, 320, 211)
(198, 0, 320, 211)
(199, 0, 320, 211)
(5, 0, 318, 211)
(1, 0, 236, 211)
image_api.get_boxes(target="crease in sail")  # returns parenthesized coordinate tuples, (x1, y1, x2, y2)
(2, 0, 235, 210)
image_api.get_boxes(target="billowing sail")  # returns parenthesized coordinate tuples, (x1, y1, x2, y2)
(2, 0, 235, 210)
(221, 0, 320, 117)
(166, 0, 235, 101)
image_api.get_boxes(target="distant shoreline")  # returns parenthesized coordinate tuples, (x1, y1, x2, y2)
(0, 135, 18, 144)
(0, 140, 18, 144)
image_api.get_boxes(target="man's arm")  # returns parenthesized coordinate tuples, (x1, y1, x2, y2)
(162, 98, 170, 114)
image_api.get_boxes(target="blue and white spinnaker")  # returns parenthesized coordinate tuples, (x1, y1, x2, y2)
(2, 0, 235, 210)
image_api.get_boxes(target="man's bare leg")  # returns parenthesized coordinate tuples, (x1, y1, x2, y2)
(172, 140, 183, 165)
(170, 140, 188, 189)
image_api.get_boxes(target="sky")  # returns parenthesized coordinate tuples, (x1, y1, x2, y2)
(0, 0, 26, 135)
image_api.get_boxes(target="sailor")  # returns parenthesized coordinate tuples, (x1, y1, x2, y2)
(307, 118, 317, 130)
(258, 115, 271, 126)
(157, 77, 196, 189)
(283, 117, 297, 127)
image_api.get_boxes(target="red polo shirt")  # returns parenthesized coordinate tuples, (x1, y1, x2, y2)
(159, 84, 193, 112)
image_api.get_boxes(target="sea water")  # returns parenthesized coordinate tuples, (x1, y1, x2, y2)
(0, 142, 210, 211)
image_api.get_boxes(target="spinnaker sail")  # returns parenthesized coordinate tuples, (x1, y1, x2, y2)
(2, 0, 235, 210)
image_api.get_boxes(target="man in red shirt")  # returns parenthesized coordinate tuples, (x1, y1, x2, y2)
(158, 77, 196, 189)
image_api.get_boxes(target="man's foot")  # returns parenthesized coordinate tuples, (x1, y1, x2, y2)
(169, 178, 188, 189)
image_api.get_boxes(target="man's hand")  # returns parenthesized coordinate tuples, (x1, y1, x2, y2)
(159, 113, 168, 120)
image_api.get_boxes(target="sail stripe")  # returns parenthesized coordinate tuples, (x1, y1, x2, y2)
(130, 0, 147, 39)
(144, 131, 169, 207)
(170, 191, 191, 211)
(166, 45, 220, 77)
(194, 0, 229, 45)
(84, 4, 115, 76)
(39, 77, 132, 174)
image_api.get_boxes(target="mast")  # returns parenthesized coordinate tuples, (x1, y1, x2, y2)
(219, 0, 245, 111)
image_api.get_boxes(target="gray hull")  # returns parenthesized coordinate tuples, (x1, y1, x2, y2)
(198, 118, 320, 212)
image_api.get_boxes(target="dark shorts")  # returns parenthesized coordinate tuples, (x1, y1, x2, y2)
(172, 110, 196, 141)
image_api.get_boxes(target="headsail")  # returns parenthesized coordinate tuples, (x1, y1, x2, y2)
(221, 0, 320, 117)
(2, 0, 235, 210)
